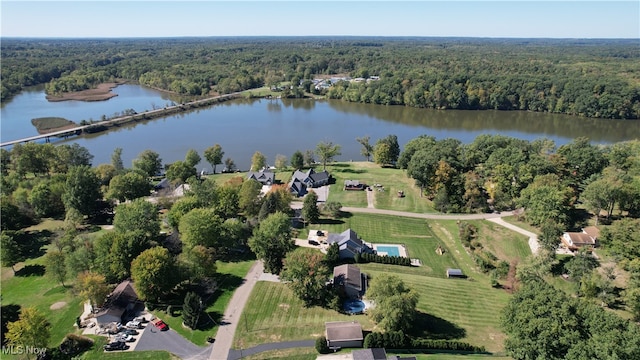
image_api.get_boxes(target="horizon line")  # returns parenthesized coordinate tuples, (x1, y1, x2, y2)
(2, 35, 639, 40)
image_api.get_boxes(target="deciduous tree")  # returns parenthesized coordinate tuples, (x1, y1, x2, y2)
(239, 179, 263, 217)
(356, 136, 374, 162)
(251, 151, 267, 171)
(179, 208, 225, 250)
(131, 246, 179, 302)
(63, 165, 101, 217)
(6, 307, 50, 350)
(132, 150, 163, 178)
(166, 160, 197, 185)
(316, 141, 341, 171)
(45, 249, 67, 286)
(249, 212, 295, 274)
(113, 198, 159, 242)
(302, 192, 319, 225)
(204, 144, 224, 174)
(0, 231, 22, 273)
(281, 248, 331, 306)
(111, 147, 124, 172)
(291, 150, 304, 169)
(107, 171, 152, 202)
(366, 273, 419, 332)
(185, 149, 201, 168)
(77, 271, 110, 309)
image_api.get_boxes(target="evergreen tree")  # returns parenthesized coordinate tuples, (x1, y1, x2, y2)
(182, 291, 202, 329)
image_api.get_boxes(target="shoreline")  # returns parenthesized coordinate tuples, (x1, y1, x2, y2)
(45, 81, 125, 102)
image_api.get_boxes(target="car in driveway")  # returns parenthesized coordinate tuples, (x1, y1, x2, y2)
(114, 334, 135, 342)
(125, 320, 142, 329)
(120, 328, 139, 335)
(104, 341, 128, 351)
(152, 318, 168, 331)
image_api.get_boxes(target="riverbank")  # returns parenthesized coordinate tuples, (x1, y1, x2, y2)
(45, 82, 125, 102)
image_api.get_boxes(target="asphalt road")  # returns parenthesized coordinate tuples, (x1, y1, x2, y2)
(135, 323, 212, 360)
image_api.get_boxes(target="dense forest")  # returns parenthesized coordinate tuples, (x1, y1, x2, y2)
(2, 37, 639, 119)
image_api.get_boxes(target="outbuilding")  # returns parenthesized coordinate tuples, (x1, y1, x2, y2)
(325, 321, 363, 349)
(446, 268, 465, 278)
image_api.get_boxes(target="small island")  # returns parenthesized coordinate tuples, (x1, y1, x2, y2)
(45, 82, 121, 102)
(31, 117, 78, 134)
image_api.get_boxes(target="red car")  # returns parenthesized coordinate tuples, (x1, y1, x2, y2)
(152, 318, 168, 331)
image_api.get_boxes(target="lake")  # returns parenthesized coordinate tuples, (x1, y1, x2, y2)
(2, 84, 639, 171)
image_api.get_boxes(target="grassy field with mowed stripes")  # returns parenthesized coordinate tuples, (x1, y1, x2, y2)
(234, 281, 375, 349)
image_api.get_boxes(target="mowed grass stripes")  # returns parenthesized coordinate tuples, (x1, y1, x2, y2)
(233, 281, 375, 349)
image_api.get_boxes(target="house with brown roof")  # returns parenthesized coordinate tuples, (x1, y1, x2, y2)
(333, 264, 365, 299)
(93, 280, 140, 325)
(561, 226, 599, 250)
(325, 321, 363, 349)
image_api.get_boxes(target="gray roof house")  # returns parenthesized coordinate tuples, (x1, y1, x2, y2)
(327, 229, 374, 259)
(325, 321, 363, 349)
(247, 170, 275, 185)
(333, 264, 364, 299)
(288, 178, 307, 197)
(352, 348, 388, 360)
(291, 168, 330, 188)
(94, 280, 139, 325)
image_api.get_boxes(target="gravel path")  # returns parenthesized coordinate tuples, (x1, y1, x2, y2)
(487, 217, 540, 254)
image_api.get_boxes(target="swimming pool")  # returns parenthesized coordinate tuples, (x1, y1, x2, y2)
(343, 299, 366, 314)
(376, 245, 401, 257)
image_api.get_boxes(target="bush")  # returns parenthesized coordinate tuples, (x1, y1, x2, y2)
(58, 333, 94, 357)
(364, 331, 405, 349)
(410, 338, 485, 352)
(315, 336, 330, 354)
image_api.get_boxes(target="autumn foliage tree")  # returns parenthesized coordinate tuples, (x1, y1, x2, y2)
(281, 248, 331, 306)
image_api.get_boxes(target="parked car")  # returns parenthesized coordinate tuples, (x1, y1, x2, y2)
(104, 341, 128, 351)
(125, 320, 142, 329)
(114, 334, 134, 342)
(120, 328, 139, 335)
(134, 316, 148, 323)
(152, 318, 168, 331)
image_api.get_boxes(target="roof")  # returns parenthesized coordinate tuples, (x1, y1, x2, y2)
(447, 268, 464, 276)
(565, 232, 596, 246)
(583, 226, 600, 240)
(309, 170, 330, 183)
(107, 280, 138, 308)
(247, 171, 275, 184)
(345, 180, 361, 187)
(352, 348, 387, 360)
(333, 264, 362, 291)
(325, 321, 363, 342)
(94, 306, 125, 320)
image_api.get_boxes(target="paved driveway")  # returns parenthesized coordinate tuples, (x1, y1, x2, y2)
(135, 324, 212, 360)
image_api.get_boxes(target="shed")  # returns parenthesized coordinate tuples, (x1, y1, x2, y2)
(325, 321, 363, 349)
(446, 268, 465, 278)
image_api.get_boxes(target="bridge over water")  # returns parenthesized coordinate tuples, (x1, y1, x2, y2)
(1, 91, 242, 147)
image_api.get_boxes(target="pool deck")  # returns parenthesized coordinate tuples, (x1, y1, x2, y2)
(371, 243, 408, 258)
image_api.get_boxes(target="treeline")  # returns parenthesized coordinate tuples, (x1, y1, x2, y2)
(2, 37, 639, 118)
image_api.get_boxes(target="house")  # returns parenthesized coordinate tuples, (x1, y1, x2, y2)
(325, 321, 363, 349)
(446, 268, 465, 278)
(94, 280, 140, 325)
(562, 226, 599, 250)
(327, 229, 374, 259)
(247, 170, 275, 185)
(333, 264, 365, 299)
(352, 348, 387, 360)
(288, 178, 307, 197)
(290, 168, 331, 188)
(344, 180, 365, 191)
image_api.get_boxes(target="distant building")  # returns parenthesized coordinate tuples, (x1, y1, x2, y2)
(327, 229, 374, 259)
(446, 268, 465, 278)
(247, 170, 275, 185)
(333, 264, 365, 299)
(352, 348, 388, 360)
(562, 226, 599, 250)
(325, 321, 363, 349)
(94, 281, 140, 325)
(344, 180, 365, 191)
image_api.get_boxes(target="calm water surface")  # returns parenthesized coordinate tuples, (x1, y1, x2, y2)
(2, 85, 638, 171)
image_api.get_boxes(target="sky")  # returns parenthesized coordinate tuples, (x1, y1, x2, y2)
(1, 1, 639, 39)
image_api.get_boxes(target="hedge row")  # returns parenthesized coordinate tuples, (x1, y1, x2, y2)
(354, 252, 412, 266)
(364, 331, 485, 353)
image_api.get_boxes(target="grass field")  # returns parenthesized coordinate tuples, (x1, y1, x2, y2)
(150, 259, 254, 345)
(239, 213, 515, 354)
(470, 220, 531, 263)
(325, 162, 436, 213)
(299, 213, 460, 277)
(233, 281, 375, 349)
(243, 347, 317, 360)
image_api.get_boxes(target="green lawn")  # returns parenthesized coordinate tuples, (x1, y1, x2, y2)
(78, 336, 176, 360)
(151, 260, 254, 345)
(299, 213, 461, 277)
(325, 162, 436, 213)
(470, 220, 532, 263)
(239, 213, 515, 354)
(233, 281, 375, 349)
(500, 216, 540, 235)
(243, 347, 317, 360)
